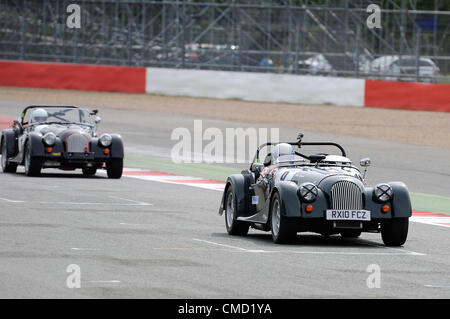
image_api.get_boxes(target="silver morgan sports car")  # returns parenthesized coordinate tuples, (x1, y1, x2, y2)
(1, 105, 124, 178)
(218, 133, 411, 246)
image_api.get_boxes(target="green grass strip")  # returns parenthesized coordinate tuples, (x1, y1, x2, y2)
(410, 192, 450, 215)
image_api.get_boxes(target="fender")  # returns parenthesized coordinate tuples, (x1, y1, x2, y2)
(28, 132, 45, 157)
(388, 181, 412, 218)
(274, 182, 329, 218)
(274, 182, 301, 218)
(1, 129, 18, 157)
(90, 137, 108, 159)
(218, 173, 254, 218)
(110, 134, 124, 159)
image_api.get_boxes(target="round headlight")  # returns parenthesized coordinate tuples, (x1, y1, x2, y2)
(99, 134, 112, 147)
(374, 183, 393, 202)
(298, 182, 318, 202)
(42, 132, 56, 146)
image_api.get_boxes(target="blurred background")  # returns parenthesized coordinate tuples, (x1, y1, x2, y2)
(0, 0, 448, 83)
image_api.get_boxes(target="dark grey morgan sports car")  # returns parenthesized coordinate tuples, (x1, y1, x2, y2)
(1, 105, 124, 178)
(219, 133, 411, 246)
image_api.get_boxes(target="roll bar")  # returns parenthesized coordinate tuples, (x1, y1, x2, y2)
(252, 133, 347, 164)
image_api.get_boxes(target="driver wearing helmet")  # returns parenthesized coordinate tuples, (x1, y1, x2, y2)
(31, 108, 48, 123)
(271, 142, 295, 166)
(30, 108, 49, 134)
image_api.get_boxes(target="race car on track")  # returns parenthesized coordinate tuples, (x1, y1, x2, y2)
(218, 133, 411, 246)
(1, 105, 124, 178)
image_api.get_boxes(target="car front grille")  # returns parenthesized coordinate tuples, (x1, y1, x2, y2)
(66, 133, 89, 153)
(331, 181, 363, 210)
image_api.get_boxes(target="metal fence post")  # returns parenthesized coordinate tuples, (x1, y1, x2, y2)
(415, 27, 421, 83)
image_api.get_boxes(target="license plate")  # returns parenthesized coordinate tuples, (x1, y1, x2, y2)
(326, 210, 371, 221)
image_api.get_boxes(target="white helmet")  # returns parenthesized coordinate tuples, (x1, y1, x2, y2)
(31, 108, 48, 123)
(271, 143, 294, 165)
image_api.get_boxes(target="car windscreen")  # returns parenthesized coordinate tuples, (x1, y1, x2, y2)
(29, 107, 93, 125)
(277, 155, 305, 164)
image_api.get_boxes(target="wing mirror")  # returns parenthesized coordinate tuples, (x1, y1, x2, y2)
(360, 157, 371, 167)
(360, 157, 371, 181)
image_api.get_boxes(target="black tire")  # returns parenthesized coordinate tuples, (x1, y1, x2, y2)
(224, 186, 249, 236)
(340, 230, 362, 238)
(1, 138, 17, 173)
(24, 141, 42, 177)
(381, 217, 409, 247)
(270, 192, 297, 244)
(82, 167, 97, 176)
(107, 158, 123, 179)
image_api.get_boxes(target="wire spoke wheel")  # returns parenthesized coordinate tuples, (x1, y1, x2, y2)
(226, 191, 234, 229)
(271, 199, 281, 237)
(224, 186, 249, 236)
(1, 139, 6, 169)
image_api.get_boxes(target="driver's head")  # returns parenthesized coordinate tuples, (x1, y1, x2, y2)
(31, 108, 48, 123)
(271, 143, 294, 165)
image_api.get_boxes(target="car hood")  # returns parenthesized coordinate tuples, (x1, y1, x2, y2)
(279, 166, 363, 188)
(34, 124, 92, 138)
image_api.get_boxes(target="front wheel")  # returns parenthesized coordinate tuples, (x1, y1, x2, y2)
(381, 217, 409, 246)
(107, 158, 123, 179)
(224, 186, 249, 236)
(270, 192, 297, 244)
(1, 138, 17, 173)
(24, 142, 42, 177)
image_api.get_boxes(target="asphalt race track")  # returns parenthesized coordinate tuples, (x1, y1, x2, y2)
(1, 99, 450, 298)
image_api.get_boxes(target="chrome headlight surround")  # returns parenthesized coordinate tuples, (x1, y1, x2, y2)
(298, 182, 318, 202)
(99, 134, 112, 147)
(42, 132, 56, 146)
(374, 183, 393, 202)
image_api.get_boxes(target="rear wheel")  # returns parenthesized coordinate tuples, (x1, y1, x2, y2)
(107, 158, 123, 179)
(24, 142, 42, 177)
(381, 218, 409, 246)
(270, 192, 297, 244)
(82, 167, 97, 176)
(340, 230, 362, 238)
(1, 138, 17, 173)
(224, 186, 249, 236)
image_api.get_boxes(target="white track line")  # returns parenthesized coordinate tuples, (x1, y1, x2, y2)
(192, 238, 424, 256)
(108, 196, 153, 206)
(116, 168, 226, 191)
(0, 197, 25, 203)
(192, 238, 266, 253)
(410, 216, 450, 228)
(0, 196, 152, 206)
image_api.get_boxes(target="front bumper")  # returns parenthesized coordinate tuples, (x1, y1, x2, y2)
(42, 151, 110, 168)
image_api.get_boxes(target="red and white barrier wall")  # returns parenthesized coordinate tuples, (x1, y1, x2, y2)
(0, 60, 145, 93)
(145, 67, 366, 107)
(0, 60, 449, 112)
